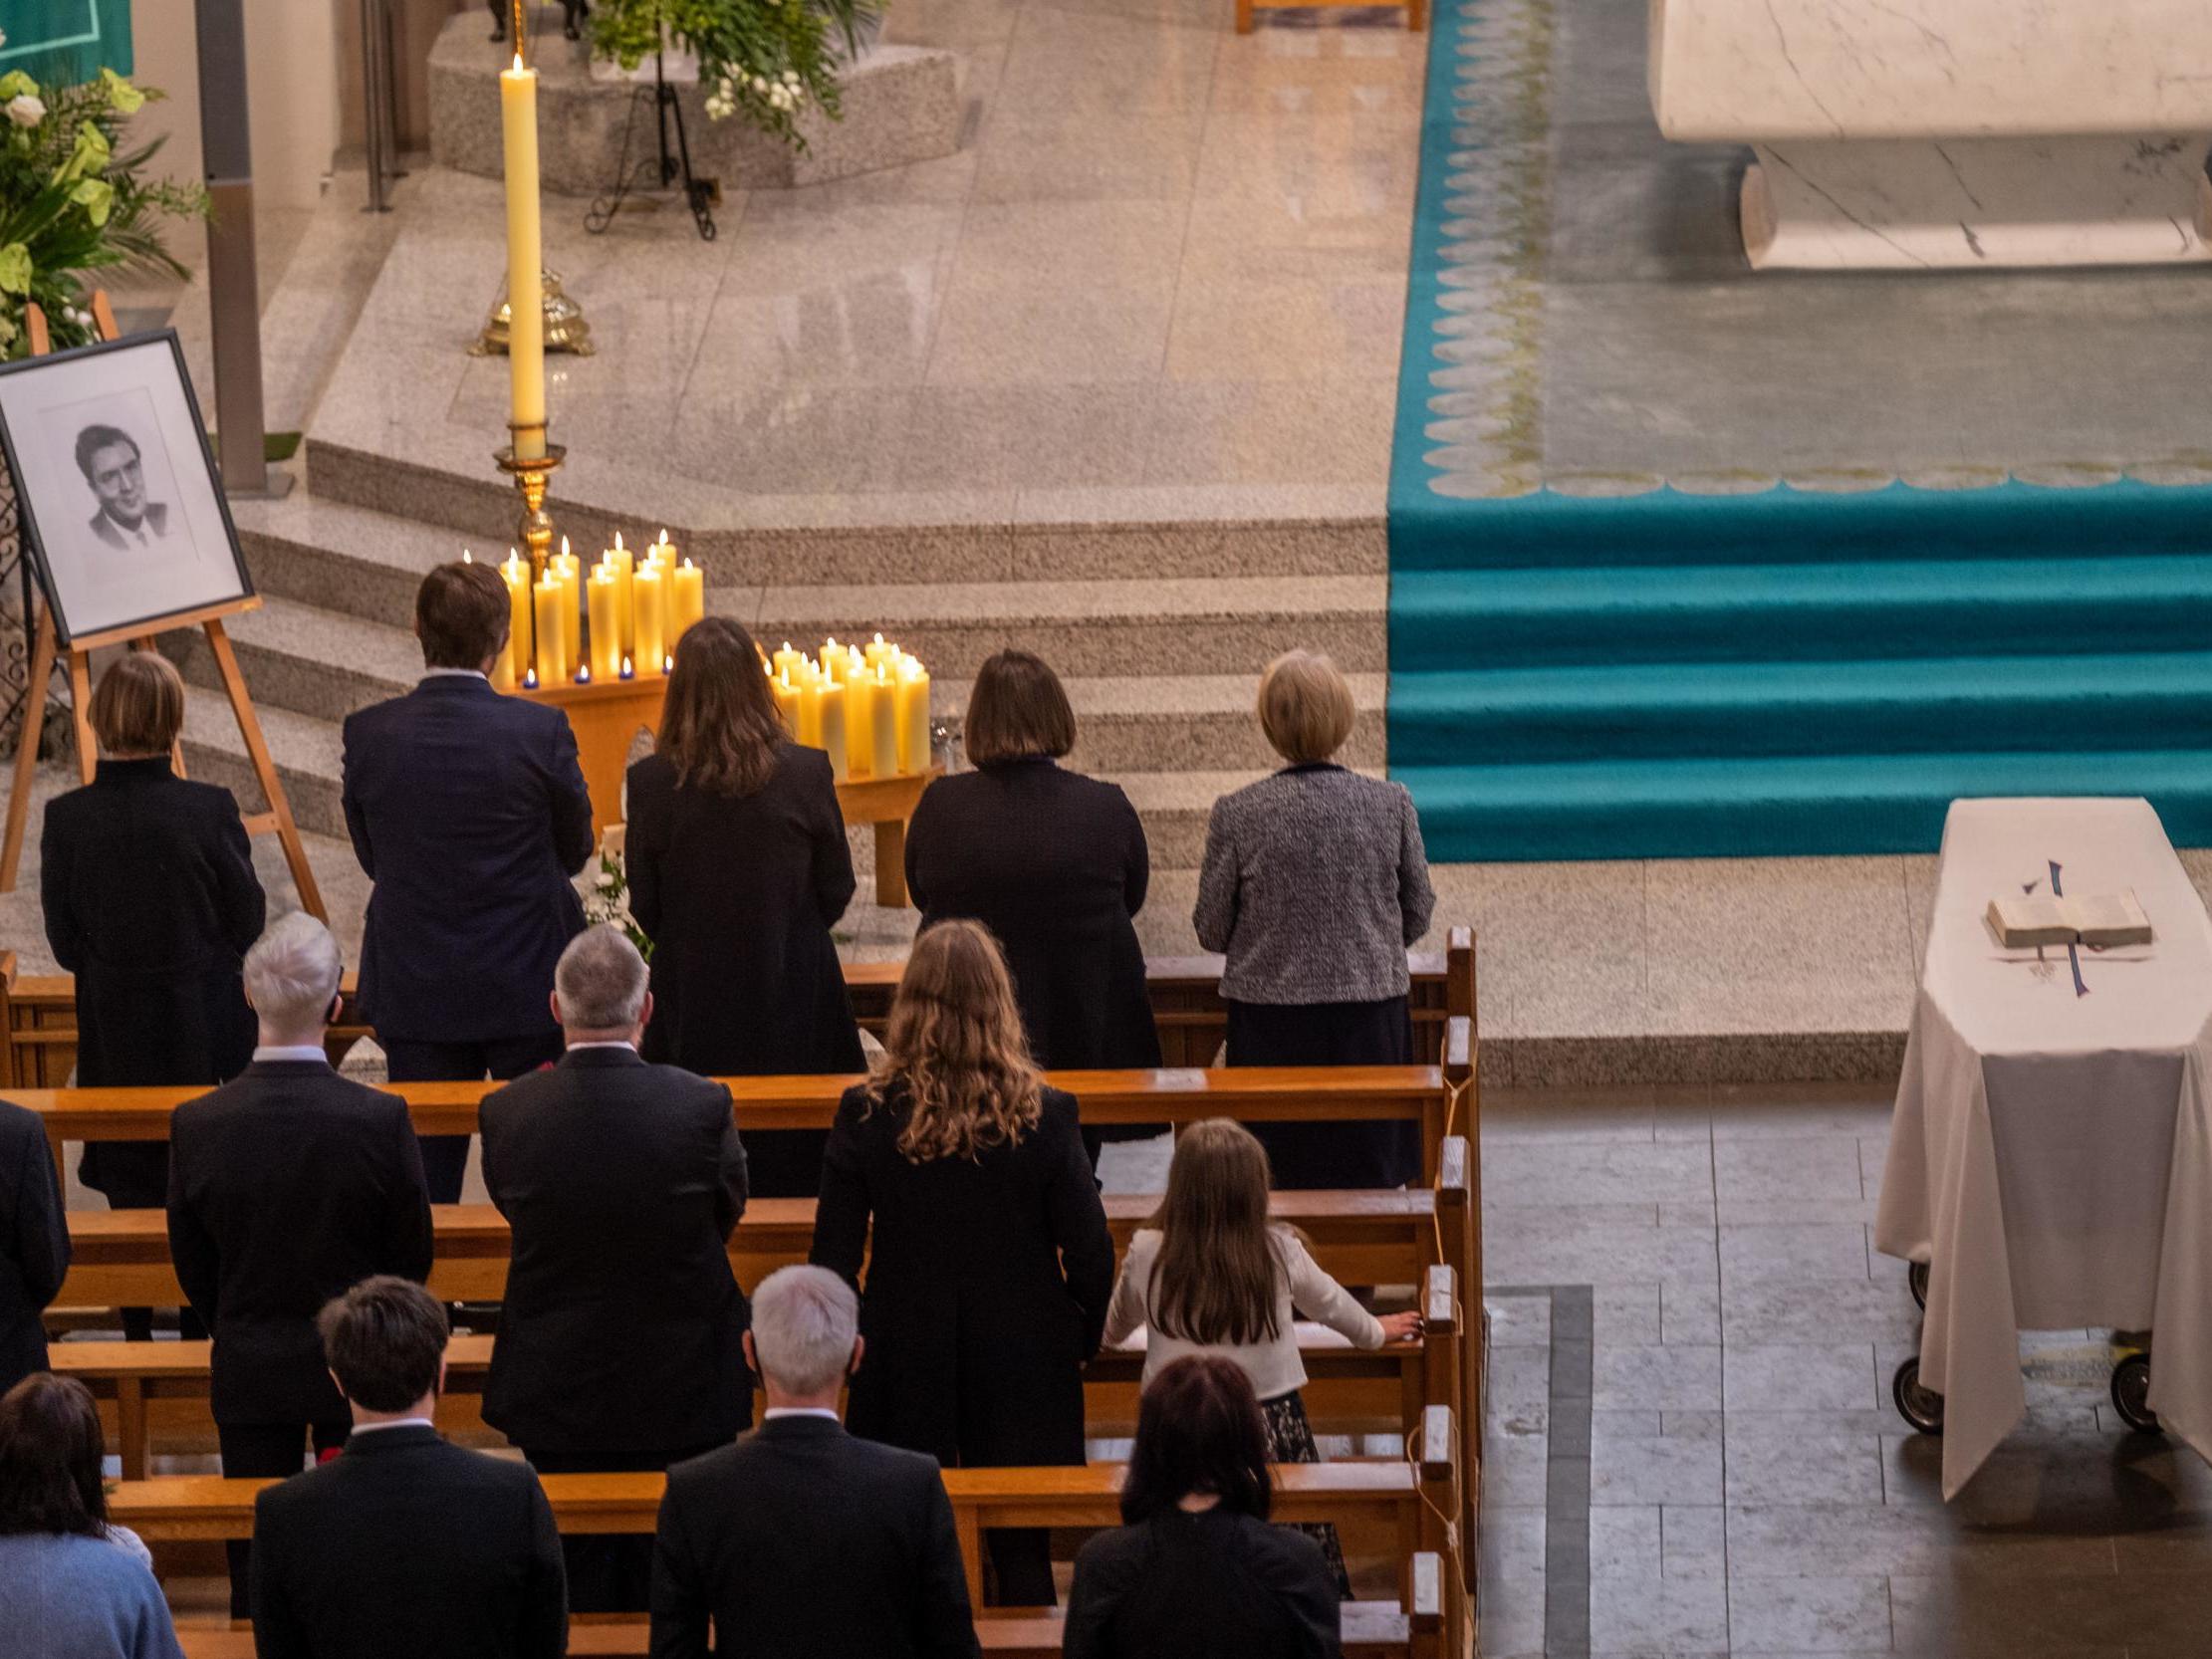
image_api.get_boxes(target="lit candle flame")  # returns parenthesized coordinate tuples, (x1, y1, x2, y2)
(512, 53, 525, 74)
(461, 549, 473, 563)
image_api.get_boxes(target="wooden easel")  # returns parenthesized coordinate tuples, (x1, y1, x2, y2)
(0, 295, 324, 919)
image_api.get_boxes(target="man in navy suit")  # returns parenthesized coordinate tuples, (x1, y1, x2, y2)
(342, 561, 594, 1200)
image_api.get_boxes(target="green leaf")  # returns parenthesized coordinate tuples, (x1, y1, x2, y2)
(0, 243, 31, 296)
(70, 177, 112, 227)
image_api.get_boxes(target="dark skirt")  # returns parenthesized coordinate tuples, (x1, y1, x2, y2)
(1225, 996, 1417, 1190)
(1261, 1389, 1352, 1598)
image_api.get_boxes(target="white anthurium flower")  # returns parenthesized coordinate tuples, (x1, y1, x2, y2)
(6, 93, 46, 127)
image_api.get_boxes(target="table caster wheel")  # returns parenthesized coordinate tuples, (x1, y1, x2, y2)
(1893, 1357, 1944, 1435)
(1908, 1261, 1929, 1309)
(2110, 1351, 2160, 1434)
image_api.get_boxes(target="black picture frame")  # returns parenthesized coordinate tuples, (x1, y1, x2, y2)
(0, 328, 254, 646)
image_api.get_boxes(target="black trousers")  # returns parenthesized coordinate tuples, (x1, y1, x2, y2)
(523, 1442, 720, 1613)
(90, 1156, 207, 1342)
(383, 1032, 566, 1201)
(986, 1528, 1057, 1608)
(219, 1420, 350, 1617)
(1225, 996, 1418, 1189)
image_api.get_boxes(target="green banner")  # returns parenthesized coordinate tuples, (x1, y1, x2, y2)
(0, 0, 133, 84)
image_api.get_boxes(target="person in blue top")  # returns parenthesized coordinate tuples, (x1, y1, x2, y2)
(0, 1373, 183, 1659)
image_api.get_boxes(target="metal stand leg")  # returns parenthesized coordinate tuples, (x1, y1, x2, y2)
(584, 51, 717, 242)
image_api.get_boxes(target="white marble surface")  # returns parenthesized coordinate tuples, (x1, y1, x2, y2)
(1649, 0, 2212, 141)
(1650, 0, 2212, 268)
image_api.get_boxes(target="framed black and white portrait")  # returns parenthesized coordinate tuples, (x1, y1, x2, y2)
(0, 330, 252, 645)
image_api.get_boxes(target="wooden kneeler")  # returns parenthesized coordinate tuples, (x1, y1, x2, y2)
(0, 296, 323, 918)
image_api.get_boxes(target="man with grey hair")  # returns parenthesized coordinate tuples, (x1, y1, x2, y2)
(480, 924, 749, 1613)
(167, 910, 434, 1618)
(650, 1267, 979, 1659)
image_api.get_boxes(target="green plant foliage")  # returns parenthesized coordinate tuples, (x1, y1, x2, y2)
(589, 0, 882, 149)
(0, 63, 206, 358)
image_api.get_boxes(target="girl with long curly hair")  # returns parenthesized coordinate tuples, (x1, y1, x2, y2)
(810, 920, 1115, 1608)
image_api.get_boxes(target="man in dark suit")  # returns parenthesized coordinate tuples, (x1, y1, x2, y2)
(342, 560, 594, 1201)
(168, 911, 436, 1616)
(251, 1276, 568, 1659)
(651, 1264, 980, 1659)
(481, 924, 750, 1613)
(0, 1097, 68, 1394)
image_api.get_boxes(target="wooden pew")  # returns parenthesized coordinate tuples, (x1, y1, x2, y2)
(122, 1434, 1463, 1656)
(2, 928, 1478, 1086)
(12, 1057, 1469, 1184)
(56, 1262, 1462, 1480)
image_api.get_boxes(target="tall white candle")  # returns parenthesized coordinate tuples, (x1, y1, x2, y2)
(499, 54, 548, 460)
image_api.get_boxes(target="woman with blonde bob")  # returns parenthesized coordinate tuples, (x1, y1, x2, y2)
(812, 919, 1115, 1607)
(1103, 1119, 1421, 1592)
(1194, 650, 1434, 1189)
(626, 614, 864, 1195)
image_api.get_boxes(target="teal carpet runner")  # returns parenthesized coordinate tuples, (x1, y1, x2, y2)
(1388, 0, 2212, 861)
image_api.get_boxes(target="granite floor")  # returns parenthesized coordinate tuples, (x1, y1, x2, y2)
(303, 4, 1425, 533)
(1478, 1080, 2212, 1659)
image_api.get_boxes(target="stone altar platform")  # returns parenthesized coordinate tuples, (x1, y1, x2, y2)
(427, 8, 963, 192)
(1648, 0, 2212, 270)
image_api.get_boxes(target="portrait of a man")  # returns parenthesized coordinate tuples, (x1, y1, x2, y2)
(76, 423, 171, 550)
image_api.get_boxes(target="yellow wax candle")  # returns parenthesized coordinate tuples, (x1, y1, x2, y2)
(797, 669, 833, 749)
(819, 637, 843, 677)
(602, 537, 635, 655)
(869, 663, 899, 780)
(894, 657, 932, 775)
(772, 669, 801, 736)
(670, 558, 705, 650)
(499, 55, 547, 460)
(632, 566, 667, 676)
(844, 669, 875, 782)
(532, 576, 566, 686)
(772, 640, 804, 680)
(818, 679, 849, 784)
(864, 631, 893, 671)
(554, 566, 581, 679)
(588, 569, 622, 681)
(497, 557, 530, 691)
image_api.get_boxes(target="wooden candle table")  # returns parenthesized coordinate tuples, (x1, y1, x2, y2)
(511, 675, 938, 907)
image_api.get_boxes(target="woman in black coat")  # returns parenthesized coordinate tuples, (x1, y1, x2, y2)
(1066, 1356, 1341, 1659)
(905, 650, 1159, 1154)
(627, 617, 865, 1198)
(41, 654, 263, 1219)
(811, 920, 1114, 1608)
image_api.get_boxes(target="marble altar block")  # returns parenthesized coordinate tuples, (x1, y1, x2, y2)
(1648, 0, 2212, 270)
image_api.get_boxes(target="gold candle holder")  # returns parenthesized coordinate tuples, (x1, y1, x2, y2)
(494, 423, 567, 578)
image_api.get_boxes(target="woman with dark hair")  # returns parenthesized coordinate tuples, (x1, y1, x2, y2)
(43, 650, 262, 1340)
(1065, 1356, 1341, 1659)
(626, 615, 865, 1196)
(902, 650, 1159, 1157)
(810, 920, 1114, 1607)
(0, 1373, 183, 1658)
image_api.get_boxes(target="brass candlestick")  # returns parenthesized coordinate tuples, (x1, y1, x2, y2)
(495, 422, 566, 578)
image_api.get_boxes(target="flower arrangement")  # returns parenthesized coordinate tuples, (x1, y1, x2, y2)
(0, 51, 205, 358)
(591, 0, 881, 147)
(583, 832, 654, 960)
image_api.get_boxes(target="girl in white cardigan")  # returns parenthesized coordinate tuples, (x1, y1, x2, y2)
(1102, 1118, 1421, 1592)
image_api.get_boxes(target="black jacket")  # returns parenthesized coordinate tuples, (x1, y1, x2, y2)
(811, 1083, 1113, 1469)
(0, 1099, 67, 1392)
(167, 1061, 434, 1425)
(649, 1414, 980, 1659)
(628, 745, 865, 1078)
(481, 1049, 751, 1454)
(1064, 1509, 1342, 1659)
(250, 1422, 567, 1659)
(42, 757, 263, 1198)
(904, 760, 1160, 1070)
(341, 675, 592, 1045)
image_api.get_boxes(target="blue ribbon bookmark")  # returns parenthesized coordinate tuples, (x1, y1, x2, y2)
(2050, 859, 2089, 998)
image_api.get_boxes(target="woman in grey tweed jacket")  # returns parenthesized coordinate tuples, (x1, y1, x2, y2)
(1193, 651, 1435, 1189)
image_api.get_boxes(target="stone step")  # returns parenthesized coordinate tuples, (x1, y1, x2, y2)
(170, 592, 1386, 774)
(741, 574, 1385, 678)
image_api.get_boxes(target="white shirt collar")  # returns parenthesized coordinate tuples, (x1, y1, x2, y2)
(421, 668, 489, 682)
(348, 1416, 435, 1435)
(253, 1044, 331, 1066)
(763, 1407, 841, 1422)
(565, 1040, 638, 1054)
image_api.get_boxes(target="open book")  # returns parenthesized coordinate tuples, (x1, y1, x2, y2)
(1986, 889, 2152, 949)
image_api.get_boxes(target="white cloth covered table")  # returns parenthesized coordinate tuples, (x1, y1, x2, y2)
(1874, 798, 2212, 1498)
